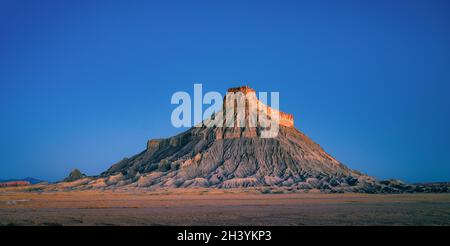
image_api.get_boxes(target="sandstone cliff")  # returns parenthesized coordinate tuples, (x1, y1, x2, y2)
(225, 86, 294, 128)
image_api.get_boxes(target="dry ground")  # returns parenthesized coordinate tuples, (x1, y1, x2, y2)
(1, 188, 450, 226)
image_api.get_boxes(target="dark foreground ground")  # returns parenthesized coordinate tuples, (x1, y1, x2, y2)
(1, 189, 450, 226)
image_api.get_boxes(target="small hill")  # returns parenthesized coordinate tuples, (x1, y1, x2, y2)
(63, 169, 87, 182)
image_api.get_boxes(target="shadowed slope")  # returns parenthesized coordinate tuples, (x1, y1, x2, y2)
(100, 124, 373, 192)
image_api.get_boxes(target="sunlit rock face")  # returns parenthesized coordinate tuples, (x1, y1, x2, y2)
(224, 86, 294, 128)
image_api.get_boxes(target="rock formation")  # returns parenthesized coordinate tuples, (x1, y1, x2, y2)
(84, 85, 386, 193)
(63, 169, 87, 182)
(225, 86, 294, 128)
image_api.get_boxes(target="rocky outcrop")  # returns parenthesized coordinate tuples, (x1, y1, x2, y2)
(63, 169, 87, 182)
(225, 86, 294, 127)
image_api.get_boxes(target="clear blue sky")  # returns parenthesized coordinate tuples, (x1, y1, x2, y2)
(1, 0, 449, 182)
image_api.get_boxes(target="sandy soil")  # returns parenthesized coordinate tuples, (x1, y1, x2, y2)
(1, 189, 450, 226)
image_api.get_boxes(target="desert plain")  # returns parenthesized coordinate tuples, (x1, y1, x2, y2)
(1, 188, 450, 226)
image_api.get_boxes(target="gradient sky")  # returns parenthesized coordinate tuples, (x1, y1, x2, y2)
(1, 0, 449, 182)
